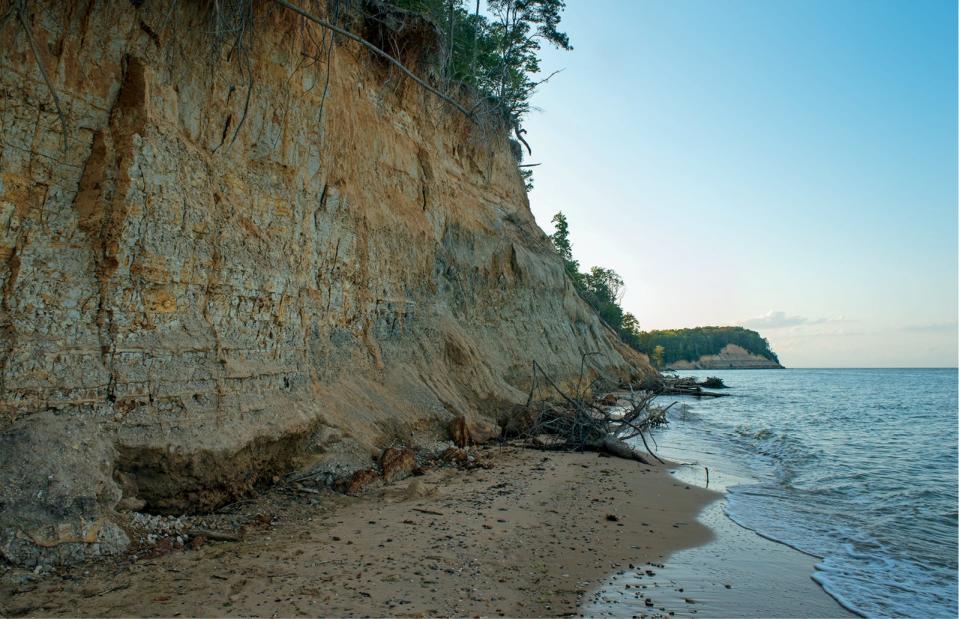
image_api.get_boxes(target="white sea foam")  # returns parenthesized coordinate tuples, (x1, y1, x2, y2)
(649, 368, 959, 619)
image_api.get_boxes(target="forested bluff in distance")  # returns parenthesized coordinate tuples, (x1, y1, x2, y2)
(633, 327, 783, 369)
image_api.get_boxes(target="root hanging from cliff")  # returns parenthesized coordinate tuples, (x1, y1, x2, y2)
(3, 0, 68, 154)
(273, 0, 475, 121)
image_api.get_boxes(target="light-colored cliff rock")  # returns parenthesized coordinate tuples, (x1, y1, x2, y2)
(666, 344, 783, 370)
(0, 0, 652, 566)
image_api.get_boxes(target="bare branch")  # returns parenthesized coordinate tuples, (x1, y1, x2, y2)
(513, 123, 531, 155)
(517, 360, 668, 467)
(16, 4, 68, 154)
(273, 0, 475, 122)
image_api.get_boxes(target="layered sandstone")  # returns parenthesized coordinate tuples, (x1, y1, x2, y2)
(0, 0, 651, 566)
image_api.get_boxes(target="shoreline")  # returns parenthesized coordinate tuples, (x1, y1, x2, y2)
(0, 446, 717, 617)
(584, 464, 855, 618)
(629, 380, 861, 619)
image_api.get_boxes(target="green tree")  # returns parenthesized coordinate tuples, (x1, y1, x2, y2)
(580, 266, 625, 331)
(622, 312, 640, 337)
(547, 211, 653, 353)
(390, 0, 570, 132)
(549, 212, 582, 282)
(651, 345, 666, 369)
(549, 211, 573, 260)
(487, 0, 572, 122)
(582, 267, 624, 304)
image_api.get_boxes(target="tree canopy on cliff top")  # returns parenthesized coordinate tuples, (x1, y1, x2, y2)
(390, 0, 570, 186)
(2, 0, 569, 164)
(391, 0, 570, 122)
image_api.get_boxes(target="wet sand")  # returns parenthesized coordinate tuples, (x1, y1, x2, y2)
(584, 493, 855, 618)
(0, 446, 717, 617)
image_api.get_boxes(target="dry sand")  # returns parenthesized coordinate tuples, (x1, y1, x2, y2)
(0, 446, 716, 617)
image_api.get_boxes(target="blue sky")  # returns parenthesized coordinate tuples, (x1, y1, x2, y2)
(521, 0, 957, 367)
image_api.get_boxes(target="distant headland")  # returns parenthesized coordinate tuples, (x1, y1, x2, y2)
(632, 326, 784, 370)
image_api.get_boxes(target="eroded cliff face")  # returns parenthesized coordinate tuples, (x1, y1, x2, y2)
(666, 345, 783, 370)
(0, 0, 651, 566)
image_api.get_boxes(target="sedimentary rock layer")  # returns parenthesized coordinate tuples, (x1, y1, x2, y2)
(0, 0, 650, 565)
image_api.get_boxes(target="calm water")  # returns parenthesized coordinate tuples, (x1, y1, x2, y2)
(649, 368, 958, 619)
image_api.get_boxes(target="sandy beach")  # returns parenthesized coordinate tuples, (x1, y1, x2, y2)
(0, 446, 717, 617)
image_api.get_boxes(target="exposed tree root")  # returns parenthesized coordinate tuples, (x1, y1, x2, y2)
(273, 0, 475, 121)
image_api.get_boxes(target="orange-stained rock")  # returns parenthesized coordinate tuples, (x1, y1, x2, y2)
(336, 469, 381, 496)
(449, 415, 501, 447)
(380, 448, 416, 483)
(441, 447, 468, 465)
(449, 416, 470, 448)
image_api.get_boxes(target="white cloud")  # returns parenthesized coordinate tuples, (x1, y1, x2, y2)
(742, 310, 823, 329)
(742, 310, 854, 330)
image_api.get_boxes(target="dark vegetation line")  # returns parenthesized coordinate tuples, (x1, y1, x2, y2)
(633, 327, 780, 368)
(548, 212, 780, 368)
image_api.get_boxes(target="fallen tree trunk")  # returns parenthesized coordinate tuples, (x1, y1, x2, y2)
(588, 436, 651, 465)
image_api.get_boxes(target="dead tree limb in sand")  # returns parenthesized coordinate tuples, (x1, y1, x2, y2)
(520, 356, 672, 465)
(274, 0, 475, 121)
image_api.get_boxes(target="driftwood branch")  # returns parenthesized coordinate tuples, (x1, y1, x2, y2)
(273, 0, 475, 121)
(677, 462, 711, 488)
(635, 428, 664, 464)
(519, 360, 676, 466)
(575, 351, 601, 400)
(525, 360, 538, 408)
(412, 508, 444, 516)
(658, 375, 729, 398)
